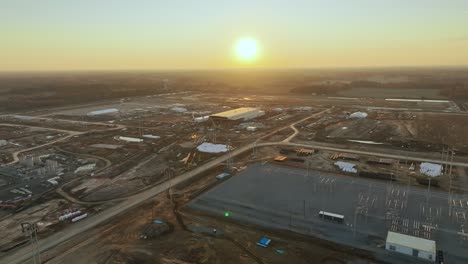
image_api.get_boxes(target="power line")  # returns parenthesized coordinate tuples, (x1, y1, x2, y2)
(21, 222, 41, 264)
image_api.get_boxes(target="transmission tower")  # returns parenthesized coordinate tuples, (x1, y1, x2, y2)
(226, 140, 233, 170)
(21, 222, 41, 264)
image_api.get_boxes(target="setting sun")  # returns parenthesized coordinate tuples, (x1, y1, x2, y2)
(234, 37, 259, 62)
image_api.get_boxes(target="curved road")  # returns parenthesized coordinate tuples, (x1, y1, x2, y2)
(54, 147, 114, 205)
(2, 121, 125, 165)
(0, 123, 83, 165)
(282, 109, 330, 143)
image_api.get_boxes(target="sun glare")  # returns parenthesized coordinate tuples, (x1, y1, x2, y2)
(235, 37, 259, 62)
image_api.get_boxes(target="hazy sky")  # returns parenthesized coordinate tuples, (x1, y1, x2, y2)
(2, 0, 468, 71)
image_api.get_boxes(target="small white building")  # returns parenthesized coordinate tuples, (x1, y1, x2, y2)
(116, 136, 144, 143)
(87, 108, 119, 116)
(348, 111, 368, 119)
(385, 231, 436, 262)
(193, 116, 210, 123)
(420, 162, 443, 177)
(171, 106, 187, 113)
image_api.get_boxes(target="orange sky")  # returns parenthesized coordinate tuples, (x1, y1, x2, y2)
(2, 1, 468, 71)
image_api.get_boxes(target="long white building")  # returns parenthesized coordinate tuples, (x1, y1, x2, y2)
(87, 108, 119, 116)
(385, 231, 436, 262)
(210, 107, 264, 121)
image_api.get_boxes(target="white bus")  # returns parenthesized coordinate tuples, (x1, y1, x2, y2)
(319, 211, 344, 223)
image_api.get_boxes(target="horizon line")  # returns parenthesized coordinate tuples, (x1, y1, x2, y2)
(1, 64, 468, 74)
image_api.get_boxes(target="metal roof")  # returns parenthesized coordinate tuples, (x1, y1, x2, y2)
(386, 231, 436, 253)
(87, 108, 119, 116)
(216, 173, 230, 179)
(319, 211, 344, 219)
(211, 107, 261, 120)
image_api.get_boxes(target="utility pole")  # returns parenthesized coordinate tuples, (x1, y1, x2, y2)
(165, 168, 174, 204)
(21, 222, 41, 264)
(426, 177, 432, 209)
(226, 140, 233, 170)
(448, 148, 455, 217)
(252, 141, 257, 158)
(353, 208, 358, 239)
(139, 113, 142, 137)
(210, 119, 217, 144)
(303, 200, 306, 218)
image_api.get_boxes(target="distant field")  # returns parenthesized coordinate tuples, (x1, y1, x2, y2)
(337, 87, 445, 99)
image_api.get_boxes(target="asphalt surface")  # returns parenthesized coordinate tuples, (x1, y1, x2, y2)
(190, 163, 468, 263)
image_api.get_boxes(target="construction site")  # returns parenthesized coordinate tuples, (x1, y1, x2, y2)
(0, 88, 468, 264)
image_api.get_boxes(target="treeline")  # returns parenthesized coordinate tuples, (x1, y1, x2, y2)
(290, 80, 468, 98)
(439, 84, 468, 99)
(0, 71, 214, 112)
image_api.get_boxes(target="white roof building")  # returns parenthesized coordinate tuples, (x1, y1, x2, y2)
(349, 112, 368, 119)
(211, 107, 265, 121)
(116, 136, 144, 143)
(197, 143, 229, 153)
(420, 162, 443, 177)
(87, 108, 119, 116)
(171, 107, 187, 113)
(334, 161, 357, 173)
(385, 231, 436, 262)
(193, 116, 210, 123)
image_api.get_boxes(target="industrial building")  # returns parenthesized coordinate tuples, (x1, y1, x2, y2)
(87, 108, 119, 116)
(385, 231, 436, 262)
(210, 107, 264, 121)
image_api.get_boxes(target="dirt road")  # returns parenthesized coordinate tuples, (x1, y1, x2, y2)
(282, 108, 330, 143)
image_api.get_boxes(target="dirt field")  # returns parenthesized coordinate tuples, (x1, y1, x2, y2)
(0, 198, 83, 252)
(297, 109, 468, 152)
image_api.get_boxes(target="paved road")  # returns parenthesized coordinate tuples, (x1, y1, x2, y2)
(3, 115, 124, 129)
(284, 142, 468, 168)
(1, 120, 125, 165)
(0, 124, 83, 165)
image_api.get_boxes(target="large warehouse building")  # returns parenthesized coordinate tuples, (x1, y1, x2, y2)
(210, 107, 265, 121)
(385, 231, 436, 262)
